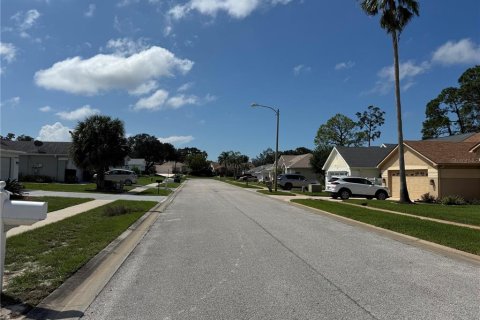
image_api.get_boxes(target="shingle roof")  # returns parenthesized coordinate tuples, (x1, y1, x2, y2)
(405, 140, 480, 165)
(336, 146, 395, 167)
(280, 154, 312, 169)
(0, 140, 71, 155)
(426, 132, 479, 142)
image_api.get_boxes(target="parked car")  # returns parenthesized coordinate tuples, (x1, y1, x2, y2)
(277, 174, 319, 190)
(325, 176, 389, 200)
(94, 169, 138, 186)
(237, 174, 258, 182)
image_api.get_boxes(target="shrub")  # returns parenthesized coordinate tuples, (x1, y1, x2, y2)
(420, 192, 437, 203)
(4, 179, 24, 199)
(439, 195, 466, 206)
(103, 205, 131, 216)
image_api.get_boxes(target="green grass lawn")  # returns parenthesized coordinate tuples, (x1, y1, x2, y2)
(257, 190, 296, 196)
(137, 188, 172, 196)
(292, 199, 480, 255)
(24, 196, 94, 212)
(136, 175, 164, 186)
(294, 191, 331, 197)
(346, 199, 480, 227)
(2, 200, 156, 309)
(23, 182, 135, 194)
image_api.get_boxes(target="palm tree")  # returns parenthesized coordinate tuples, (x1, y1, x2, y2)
(218, 151, 232, 177)
(360, 0, 419, 203)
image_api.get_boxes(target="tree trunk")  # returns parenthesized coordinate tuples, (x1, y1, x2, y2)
(392, 31, 411, 204)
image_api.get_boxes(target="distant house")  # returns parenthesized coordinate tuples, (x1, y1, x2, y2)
(155, 161, 187, 175)
(322, 146, 395, 186)
(123, 157, 146, 172)
(0, 142, 25, 181)
(210, 162, 226, 176)
(278, 153, 318, 181)
(247, 163, 274, 182)
(378, 135, 480, 200)
(0, 141, 83, 182)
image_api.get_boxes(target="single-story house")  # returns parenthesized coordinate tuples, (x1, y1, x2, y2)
(247, 163, 274, 182)
(0, 141, 83, 182)
(155, 161, 187, 174)
(378, 138, 480, 201)
(122, 157, 146, 172)
(278, 153, 318, 181)
(0, 142, 25, 181)
(322, 146, 395, 186)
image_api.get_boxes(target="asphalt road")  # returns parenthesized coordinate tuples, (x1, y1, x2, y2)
(83, 179, 479, 320)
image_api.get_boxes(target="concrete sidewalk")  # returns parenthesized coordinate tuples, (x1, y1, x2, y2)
(6, 199, 114, 238)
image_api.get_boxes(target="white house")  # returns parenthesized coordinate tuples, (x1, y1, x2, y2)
(247, 163, 274, 182)
(0, 142, 24, 181)
(123, 157, 146, 172)
(322, 146, 395, 186)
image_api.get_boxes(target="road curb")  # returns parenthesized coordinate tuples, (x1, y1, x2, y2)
(288, 200, 480, 266)
(22, 182, 186, 320)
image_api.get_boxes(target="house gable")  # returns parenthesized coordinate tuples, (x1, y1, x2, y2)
(322, 148, 350, 173)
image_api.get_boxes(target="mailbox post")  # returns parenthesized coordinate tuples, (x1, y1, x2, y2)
(0, 181, 47, 292)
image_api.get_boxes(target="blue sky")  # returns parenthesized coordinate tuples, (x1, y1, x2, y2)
(1, 0, 479, 161)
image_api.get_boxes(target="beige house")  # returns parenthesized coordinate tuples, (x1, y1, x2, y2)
(378, 139, 480, 201)
(278, 154, 318, 181)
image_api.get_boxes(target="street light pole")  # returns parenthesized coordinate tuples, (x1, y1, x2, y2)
(251, 103, 280, 192)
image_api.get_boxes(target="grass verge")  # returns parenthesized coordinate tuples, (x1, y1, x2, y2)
(257, 190, 296, 196)
(346, 199, 480, 227)
(1, 200, 156, 309)
(23, 182, 136, 194)
(137, 188, 172, 196)
(24, 196, 94, 213)
(218, 179, 263, 189)
(294, 191, 331, 197)
(292, 199, 480, 255)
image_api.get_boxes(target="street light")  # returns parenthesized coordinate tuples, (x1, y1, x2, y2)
(251, 103, 280, 192)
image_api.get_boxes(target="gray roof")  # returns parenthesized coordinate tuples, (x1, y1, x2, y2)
(336, 146, 395, 167)
(0, 140, 71, 155)
(426, 132, 477, 142)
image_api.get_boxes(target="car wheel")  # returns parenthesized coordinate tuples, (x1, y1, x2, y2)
(124, 179, 132, 186)
(339, 189, 351, 200)
(376, 191, 387, 200)
(284, 183, 292, 190)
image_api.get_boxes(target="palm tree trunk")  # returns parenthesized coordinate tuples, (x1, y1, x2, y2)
(392, 31, 411, 203)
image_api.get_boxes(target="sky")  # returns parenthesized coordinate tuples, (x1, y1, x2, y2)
(1, 0, 479, 161)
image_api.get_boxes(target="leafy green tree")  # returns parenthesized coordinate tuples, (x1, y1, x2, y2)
(361, 0, 419, 203)
(0, 133, 16, 141)
(310, 145, 333, 182)
(128, 134, 164, 173)
(70, 115, 129, 190)
(422, 66, 480, 139)
(252, 148, 275, 167)
(185, 153, 210, 175)
(281, 147, 313, 155)
(356, 105, 385, 146)
(16, 134, 34, 141)
(314, 114, 362, 147)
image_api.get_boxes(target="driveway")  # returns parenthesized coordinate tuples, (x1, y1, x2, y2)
(83, 179, 479, 320)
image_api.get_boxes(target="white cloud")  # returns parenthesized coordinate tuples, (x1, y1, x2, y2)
(128, 80, 158, 96)
(84, 4, 96, 18)
(1, 96, 20, 108)
(0, 42, 17, 63)
(293, 64, 311, 76)
(166, 94, 199, 109)
(134, 89, 169, 111)
(11, 9, 41, 37)
(169, 0, 293, 20)
(36, 122, 72, 141)
(432, 38, 480, 65)
(34, 46, 194, 95)
(39, 106, 52, 112)
(158, 135, 194, 145)
(56, 105, 101, 121)
(334, 61, 355, 70)
(178, 82, 194, 92)
(105, 38, 149, 56)
(378, 60, 430, 82)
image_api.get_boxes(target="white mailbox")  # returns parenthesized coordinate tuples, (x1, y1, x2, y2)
(0, 181, 47, 292)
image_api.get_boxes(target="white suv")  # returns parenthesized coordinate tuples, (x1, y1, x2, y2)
(325, 177, 389, 200)
(95, 169, 138, 186)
